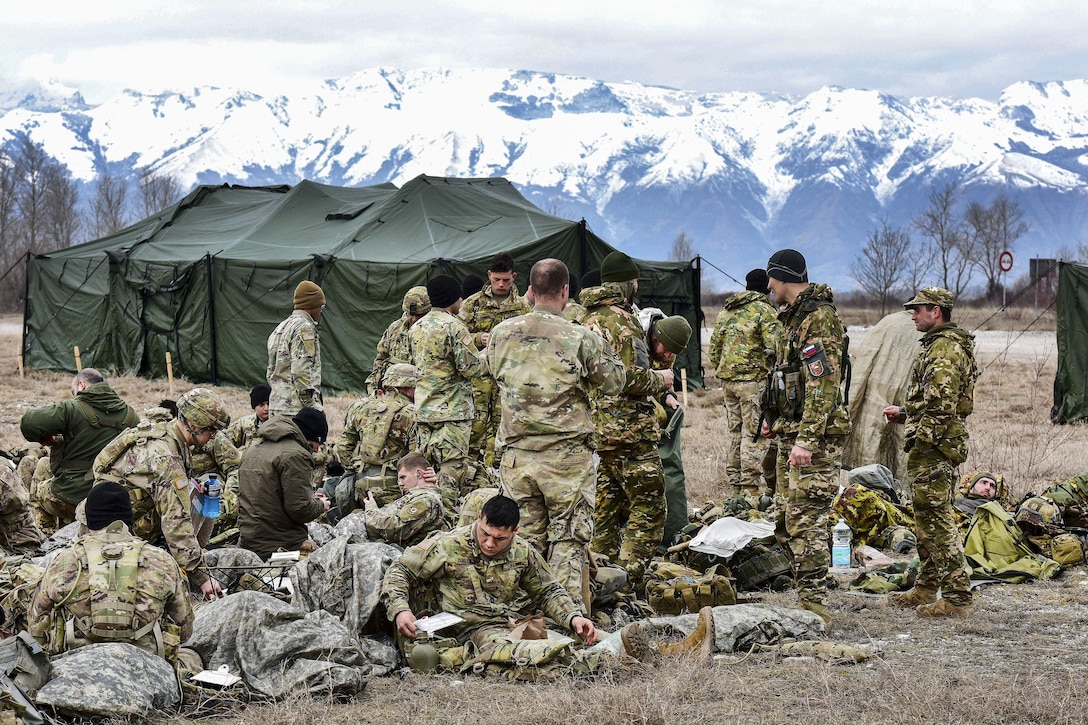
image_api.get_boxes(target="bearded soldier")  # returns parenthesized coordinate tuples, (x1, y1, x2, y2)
(267, 280, 325, 416)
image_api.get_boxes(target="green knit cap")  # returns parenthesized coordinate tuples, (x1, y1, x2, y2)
(655, 316, 692, 354)
(600, 251, 639, 282)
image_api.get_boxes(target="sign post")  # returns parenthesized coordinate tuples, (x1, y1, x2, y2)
(999, 251, 1013, 308)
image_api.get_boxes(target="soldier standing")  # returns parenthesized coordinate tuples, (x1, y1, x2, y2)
(460, 253, 532, 467)
(487, 258, 625, 609)
(761, 249, 851, 624)
(409, 274, 487, 496)
(582, 251, 674, 586)
(708, 269, 782, 502)
(365, 286, 430, 394)
(882, 287, 977, 617)
(267, 280, 325, 416)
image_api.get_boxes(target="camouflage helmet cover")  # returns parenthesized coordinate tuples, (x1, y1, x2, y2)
(402, 286, 431, 316)
(1015, 495, 1063, 530)
(177, 388, 231, 430)
(382, 363, 420, 389)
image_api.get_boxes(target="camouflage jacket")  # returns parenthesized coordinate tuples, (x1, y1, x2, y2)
(266, 310, 322, 416)
(486, 307, 626, 451)
(459, 285, 532, 348)
(0, 459, 45, 551)
(224, 413, 262, 455)
(365, 314, 414, 394)
(770, 283, 852, 448)
(364, 486, 447, 547)
(581, 283, 668, 447)
(382, 522, 582, 641)
(563, 301, 587, 323)
(904, 322, 977, 464)
(91, 421, 208, 586)
(335, 390, 416, 471)
(409, 309, 486, 423)
(28, 521, 193, 656)
(708, 291, 782, 382)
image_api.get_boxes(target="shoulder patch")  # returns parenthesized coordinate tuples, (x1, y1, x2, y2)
(301, 332, 316, 341)
(802, 342, 831, 378)
(460, 333, 473, 347)
(174, 476, 190, 491)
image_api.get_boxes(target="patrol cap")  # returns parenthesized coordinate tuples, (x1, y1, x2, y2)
(294, 280, 326, 310)
(402, 286, 431, 316)
(904, 287, 954, 309)
(600, 252, 639, 282)
(383, 363, 420, 389)
(655, 316, 692, 354)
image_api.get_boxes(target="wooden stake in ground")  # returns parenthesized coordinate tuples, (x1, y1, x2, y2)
(17, 354, 24, 379)
(681, 368, 688, 409)
(74, 346, 81, 371)
(166, 352, 175, 396)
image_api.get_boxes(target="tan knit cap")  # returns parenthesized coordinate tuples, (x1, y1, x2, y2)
(294, 280, 326, 310)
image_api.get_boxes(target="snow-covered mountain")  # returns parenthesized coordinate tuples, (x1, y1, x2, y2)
(3, 67, 1087, 289)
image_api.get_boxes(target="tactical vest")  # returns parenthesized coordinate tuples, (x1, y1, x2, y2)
(357, 396, 410, 466)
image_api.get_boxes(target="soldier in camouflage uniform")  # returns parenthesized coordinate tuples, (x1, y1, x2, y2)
(460, 253, 532, 467)
(762, 249, 851, 624)
(361, 452, 448, 547)
(28, 481, 193, 662)
(223, 384, 271, 455)
(562, 271, 587, 322)
(708, 269, 782, 501)
(409, 274, 488, 495)
(91, 388, 231, 600)
(582, 252, 674, 585)
(336, 364, 421, 509)
(365, 286, 430, 394)
(0, 459, 45, 555)
(486, 259, 626, 609)
(882, 287, 978, 617)
(266, 280, 325, 416)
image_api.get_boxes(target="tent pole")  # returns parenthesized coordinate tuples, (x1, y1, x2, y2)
(205, 253, 219, 384)
(579, 219, 588, 279)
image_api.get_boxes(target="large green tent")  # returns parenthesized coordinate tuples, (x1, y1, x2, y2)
(24, 175, 704, 394)
(1054, 261, 1088, 423)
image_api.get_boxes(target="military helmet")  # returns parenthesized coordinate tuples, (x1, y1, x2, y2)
(1015, 496, 1063, 531)
(177, 388, 231, 430)
(402, 286, 431, 316)
(383, 363, 420, 389)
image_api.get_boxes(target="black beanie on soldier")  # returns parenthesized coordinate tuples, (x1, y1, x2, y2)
(745, 268, 770, 292)
(580, 268, 601, 289)
(86, 481, 134, 530)
(766, 249, 808, 284)
(427, 275, 462, 309)
(249, 383, 271, 409)
(461, 273, 485, 298)
(292, 407, 329, 444)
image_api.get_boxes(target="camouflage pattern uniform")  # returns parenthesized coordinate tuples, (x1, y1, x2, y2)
(409, 308, 487, 494)
(581, 283, 670, 583)
(335, 388, 416, 505)
(486, 307, 625, 609)
(266, 309, 322, 416)
(188, 435, 243, 537)
(901, 319, 977, 607)
(224, 413, 262, 455)
(365, 315, 414, 395)
(382, 522, 586, 673)
(708, 291, 782, 499)
(562, 300, 587, 323)
(28, 520, 193, 660)
(833, 484, 915, 549)
(91, 421, 211, 589)
(0, 459, 45, 554)
(459, 285, 531, 467)
(363, 487, 447, 547)
(769, 283, 851, 608)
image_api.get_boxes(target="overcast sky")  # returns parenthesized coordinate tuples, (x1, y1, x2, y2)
(3, 1, 1086, 105)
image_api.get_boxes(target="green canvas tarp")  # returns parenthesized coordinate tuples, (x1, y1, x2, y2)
(23, 175, 704, 394)
(1054, 260, 1088, 423)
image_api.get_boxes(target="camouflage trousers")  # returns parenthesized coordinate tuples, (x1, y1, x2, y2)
(908, 444, 971, 605)
(31, 476, 78, 534)
(591, 440, 666, 584)
(499, 441, 595, 611)
(722, 380, 770, 498)
(774, 435, 844, 607)
(464, 623, 598, 678)
(469, 377, 499, 469)
(417, 420, 485, 497)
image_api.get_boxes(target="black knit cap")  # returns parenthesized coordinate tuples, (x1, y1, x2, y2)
(86, 481, 134, 530)
(292, 407, 328, 444)
(427, 274, 462, 309)
(250, 383, 271, 409)
(766, 249, 808, 283)
(580, 268, 601, 289)
(745, 268, 770, 292)
(461, 273, 485, 298)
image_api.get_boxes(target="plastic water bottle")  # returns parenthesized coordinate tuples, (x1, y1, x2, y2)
(201, 474, 222, 519)
(832, 519, 852, 568)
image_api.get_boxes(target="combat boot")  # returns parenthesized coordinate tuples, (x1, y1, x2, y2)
(916, 599, 974, 618)
(799, 600, 831, 626)
(885, 586, 937, 608)
(620, 622, 658, 664)
(658, 606, 715, 660)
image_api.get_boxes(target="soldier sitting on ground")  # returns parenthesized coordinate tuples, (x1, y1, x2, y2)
(360, 451, 448, 548)
(0, 458, 45, 555)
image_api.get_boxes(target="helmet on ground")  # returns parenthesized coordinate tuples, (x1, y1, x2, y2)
(177, 388, 231, 430)
(1015, 496, 1063, 531)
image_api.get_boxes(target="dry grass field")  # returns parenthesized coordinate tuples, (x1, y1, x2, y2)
(3, 309, 1087, 725)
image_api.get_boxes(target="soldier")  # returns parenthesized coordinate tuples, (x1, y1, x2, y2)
(20, 368, 139, 530)
(365, 286, 430, 394)
(223, 383, 271, 454)
(562, 271, 586, 322)
(90, 388, 230, 600)
(335, 363, 420, 510)
(0, 458, 45, 554)
(237, 408, 331, 560)
(409, 274, 487, 495)
(267, 280, 325, 416)
(361, 451, 448, 547)
(761, 249, 851, 624)
(486, 258, 625, 608)
(708, 269, 783, 501)
(882, 287, 978, 617)
(27, 481, 194, 662)
(582, 251, 674, 586)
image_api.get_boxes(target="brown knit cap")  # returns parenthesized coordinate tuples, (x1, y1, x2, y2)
(294, 281, 326, 310)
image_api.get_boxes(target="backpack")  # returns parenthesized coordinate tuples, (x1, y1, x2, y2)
(644, 561, 736, 615)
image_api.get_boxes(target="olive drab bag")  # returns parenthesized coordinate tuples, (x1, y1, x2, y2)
(644, 561, 736, 615)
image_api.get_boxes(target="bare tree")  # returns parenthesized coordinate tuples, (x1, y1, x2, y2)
(12, 133, 52, 256)
(965, 193, 1029, 302)
(43, 163, 82, 249)
(669, 231, 696, 262)
(92, 171, 130, 237)
(852, 218, 914, 315)
(0, 148, 19, 260)
(138, 167, 182, 217)
(913, 181, 974, 298)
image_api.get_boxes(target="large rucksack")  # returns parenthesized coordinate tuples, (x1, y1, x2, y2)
(644, 561, 736, 615)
